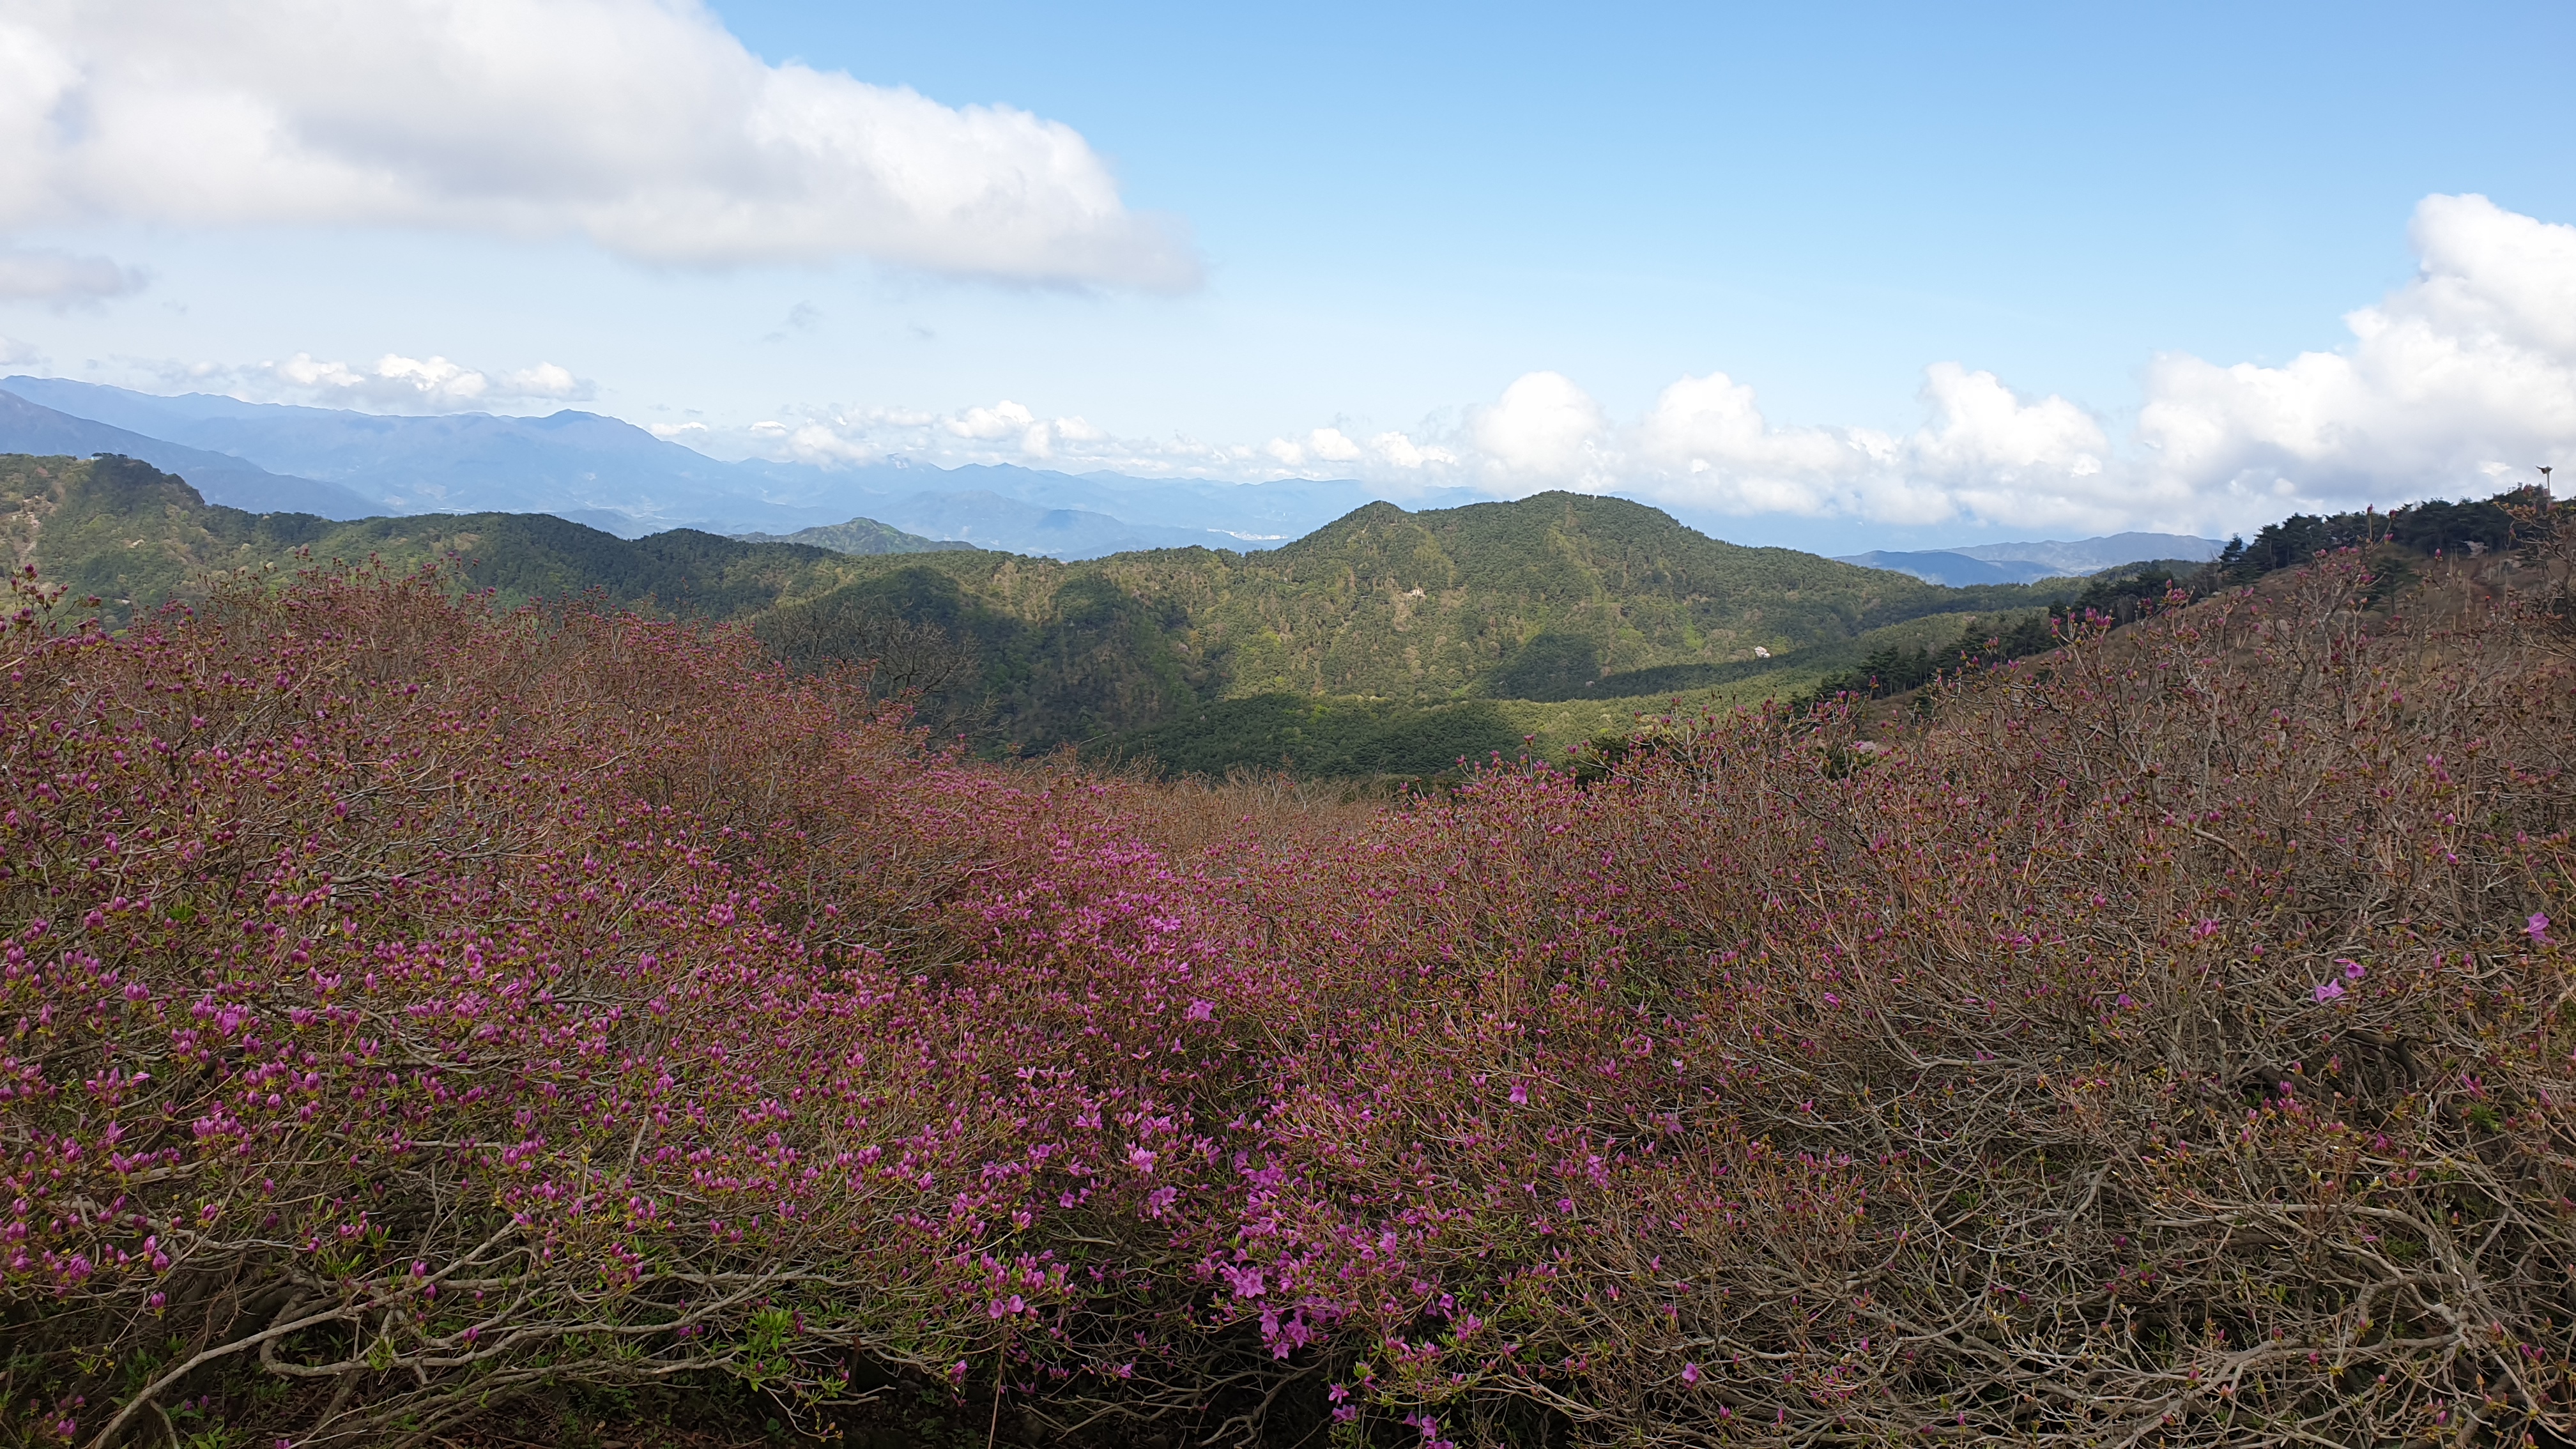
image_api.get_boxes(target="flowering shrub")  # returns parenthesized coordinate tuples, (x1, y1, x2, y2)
(0, 565, 1292, 1445)
(4, 548, 2572, 1446)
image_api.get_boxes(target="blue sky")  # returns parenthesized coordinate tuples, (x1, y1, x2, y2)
(1, 0, 2570, 549)
(710, 0, 2568, 420)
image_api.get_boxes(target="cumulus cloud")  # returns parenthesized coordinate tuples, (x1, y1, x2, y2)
(730, 399, 1236, 475)
(0, 0, 1197, 289)
(76, 351, 600, 411)
(1472, 372, 1614, 487)
(259, 353, 593, 410)
(2135, 193, 2576, 518)
(704, 397, 1487, 493)
(1445, 362, 2128, 533)
(0, 247, 146, 305)
(1213, 193, 2574, 535)
(0, 334, 42, 365)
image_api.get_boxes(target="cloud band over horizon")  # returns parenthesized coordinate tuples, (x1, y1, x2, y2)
(726, 194, 2574, 536)
(13, 195, 2572, 541)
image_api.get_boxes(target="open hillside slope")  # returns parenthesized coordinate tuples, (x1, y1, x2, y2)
(3, 518, 2572, 1446)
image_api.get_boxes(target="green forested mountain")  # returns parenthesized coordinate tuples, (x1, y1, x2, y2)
(0, 453, 908, 627)
(756, 493, 2078, 760)
(1, 454, 2077, 773)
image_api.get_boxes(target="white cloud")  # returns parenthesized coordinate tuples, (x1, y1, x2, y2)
(39, 188, 2558, 539)
(0, 246, 145, 304)
(0, 0, 1197, 290)
(2135, 193, 2576, 517)
(1176, 193, 2572, 535)
(1471, 371, 1613, 487)
(717, 397, 1246, 477)
(1259, 427, 1366, 467)
(944, 400, 1040, 441)
(0, 334, 42, 365)
(253, 351, 596, 410)
(1463, 364, 2124, 532)
(700, 365, 2169, 533)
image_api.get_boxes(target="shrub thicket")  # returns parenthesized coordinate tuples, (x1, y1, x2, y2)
(4, 532, 2573, 1446)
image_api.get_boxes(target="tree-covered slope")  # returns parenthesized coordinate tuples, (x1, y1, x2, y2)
(757, 492, 2076, 753)
(0, 453, 889, 626)
(0, 455, 2084, 771)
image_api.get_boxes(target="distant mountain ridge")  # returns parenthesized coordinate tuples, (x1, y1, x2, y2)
(0, 379, 2235, 579)
(0, 376, 1477, 559)
(0, 388, 383, 518)
(1836, 551, 2068, 586)
(732, 516, 972, 556)
(1950, 532, 2225, 569)
(1839, 532, 2222, 586)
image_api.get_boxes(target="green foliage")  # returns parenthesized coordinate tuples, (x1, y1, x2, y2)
(1796, 611, 2062, 709)
(2214, 493, 2520, 580)
(1482, 631, 1604, 700)
(0, 461, 2101, 774)
(0, 453, 882, 627)
(52, 456, 2550, 781)
(1102, 693, 1524, 778)
(770, 493, 2082, 760)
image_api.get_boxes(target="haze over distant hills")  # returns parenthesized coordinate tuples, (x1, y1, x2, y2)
(1, 378, 2228, 575)
(1839, 532, 2223, 587)
(0, 377, 1489, 559)
(0, 388, 383, 518)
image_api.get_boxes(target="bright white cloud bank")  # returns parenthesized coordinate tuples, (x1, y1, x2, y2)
(265, 353, 593, 408)
(123, 351, 595, 411)
(744, 194, 2573, 535)
(0, 0, 1195, 289)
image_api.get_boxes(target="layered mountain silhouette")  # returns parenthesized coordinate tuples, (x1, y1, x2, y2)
(0, 388, 383, 518)
(1, 376, 2223, 574)
(0, 377, 1481, 558)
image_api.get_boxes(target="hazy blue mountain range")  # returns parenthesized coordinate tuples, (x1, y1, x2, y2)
(1835, 551, 2069, 586)
(1, 375, 824, 533)
(1839, 532, 2223, 586)
(0, 388, 383, 518)
(0, 376, 1479, 558)
(729, 515, 970, 555)
(816, 487, 1251, 555)
(1950, 532, 2225, 569)
(1, 378, 2227, 572)
(803, 463, 1487, 542)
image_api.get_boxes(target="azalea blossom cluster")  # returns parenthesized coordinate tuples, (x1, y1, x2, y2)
(3, 541, 2572, 1446)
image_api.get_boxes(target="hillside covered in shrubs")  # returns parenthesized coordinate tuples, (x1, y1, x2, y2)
(4, 489, 2573, 1445)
